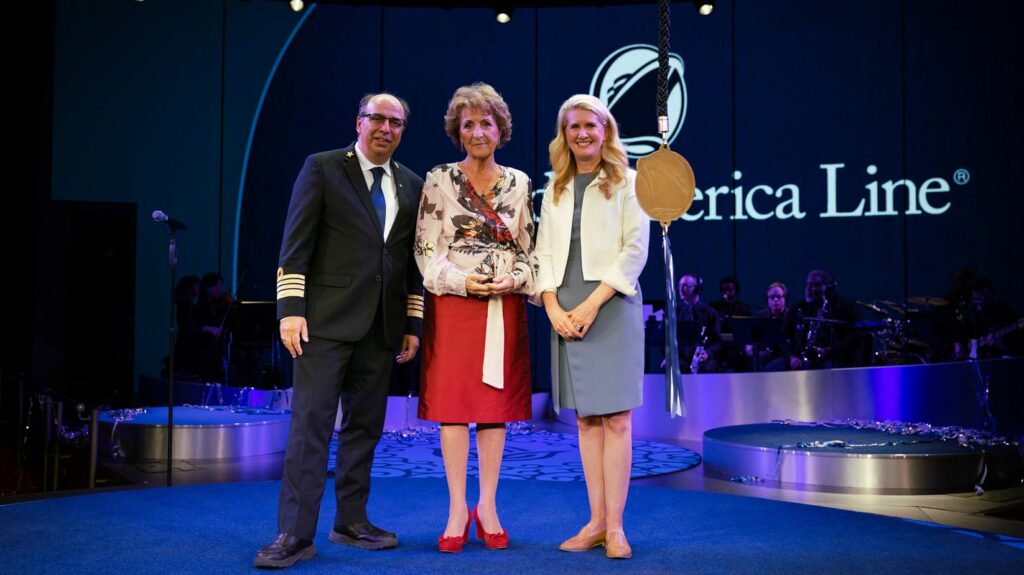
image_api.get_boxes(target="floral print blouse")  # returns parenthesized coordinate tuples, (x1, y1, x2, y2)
(415, 163, 538, 298)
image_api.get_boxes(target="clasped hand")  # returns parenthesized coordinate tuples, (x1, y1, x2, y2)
(546, 300, 598, 341)
(466, 273, 515, 298)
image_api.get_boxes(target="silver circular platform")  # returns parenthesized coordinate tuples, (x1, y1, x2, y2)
(702, 423, 1022, 493)
(99, 406, 291, 460)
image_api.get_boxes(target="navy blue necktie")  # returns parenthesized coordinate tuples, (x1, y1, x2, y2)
(370, 166, 387, 233)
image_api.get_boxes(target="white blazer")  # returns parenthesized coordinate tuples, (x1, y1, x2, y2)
(534, 168, 650, 299)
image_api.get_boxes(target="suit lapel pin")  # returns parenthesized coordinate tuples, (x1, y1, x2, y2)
(346, 151, 354, 158)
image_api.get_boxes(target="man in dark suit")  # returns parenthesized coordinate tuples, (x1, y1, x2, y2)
(676, 273, 722, 374)
(255, 93, 425, 568)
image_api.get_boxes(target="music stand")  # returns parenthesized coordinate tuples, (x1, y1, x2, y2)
(730, 316, 783, 371)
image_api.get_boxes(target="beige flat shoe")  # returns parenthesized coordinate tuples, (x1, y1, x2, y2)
(605, 530, 632, 559)
(559, 527, 606, 552)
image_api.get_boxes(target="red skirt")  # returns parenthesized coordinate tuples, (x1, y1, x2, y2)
(418, 293, 532, 423)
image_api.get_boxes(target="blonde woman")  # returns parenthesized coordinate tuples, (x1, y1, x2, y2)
(534, 94, 650, 559)
(414, 83, 537, 553)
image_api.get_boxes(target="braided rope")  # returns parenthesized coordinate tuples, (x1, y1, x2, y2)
(657, 0, 671, 123)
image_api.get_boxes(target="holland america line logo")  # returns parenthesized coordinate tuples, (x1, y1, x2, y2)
(590, 44, 687, 159)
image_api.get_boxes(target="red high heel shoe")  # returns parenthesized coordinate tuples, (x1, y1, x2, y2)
(473, 507, 509, 550)
(437, 509, 472, 553)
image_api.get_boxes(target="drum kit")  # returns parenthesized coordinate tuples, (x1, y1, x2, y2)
(856, 296, 953, 365)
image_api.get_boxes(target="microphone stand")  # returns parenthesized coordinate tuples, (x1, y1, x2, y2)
(164, 229, 177, 487)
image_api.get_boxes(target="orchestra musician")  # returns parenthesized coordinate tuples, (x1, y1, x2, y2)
(769, 270, 863, 370)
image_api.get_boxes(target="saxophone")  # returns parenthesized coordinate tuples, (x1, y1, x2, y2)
(800, 294, 829, 369)
(690, 326, 708, 374)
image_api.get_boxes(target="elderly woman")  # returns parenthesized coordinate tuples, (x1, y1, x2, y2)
(414, 82, 537, 553)
(534, 94, 650, 559)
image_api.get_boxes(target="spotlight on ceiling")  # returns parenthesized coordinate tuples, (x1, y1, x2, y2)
(494, 5, 514, 24)
(695, 0, 714, 16)
(289, 0, 304, 13)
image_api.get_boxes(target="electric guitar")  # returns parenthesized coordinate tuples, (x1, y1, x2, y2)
(969, 318, 1024, 359)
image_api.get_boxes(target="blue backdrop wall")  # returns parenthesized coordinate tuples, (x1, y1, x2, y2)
(50, 0, 1024, 388)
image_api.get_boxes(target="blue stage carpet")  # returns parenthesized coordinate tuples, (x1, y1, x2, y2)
(1, 478, 1020, 574)
(331, 428, 702, 480)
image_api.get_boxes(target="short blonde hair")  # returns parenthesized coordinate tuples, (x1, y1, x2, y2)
(547, 94, 628, 204)
(443, 82, 512, 150)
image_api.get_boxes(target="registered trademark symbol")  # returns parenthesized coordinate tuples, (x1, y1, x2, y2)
(953, 169, 970, 185)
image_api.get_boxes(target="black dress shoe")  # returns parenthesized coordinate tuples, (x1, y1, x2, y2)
(329, 522, 398, 550)
(253, 533, 316, 568)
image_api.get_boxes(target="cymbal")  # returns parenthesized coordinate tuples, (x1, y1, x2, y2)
(806, 317, 846, 324)
(856, 301, 886, 315)
(877, 300, 907, 314)
(907, 296, 950, 307)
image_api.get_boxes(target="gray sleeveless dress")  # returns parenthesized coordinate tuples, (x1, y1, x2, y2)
(552, 172, 644, 417)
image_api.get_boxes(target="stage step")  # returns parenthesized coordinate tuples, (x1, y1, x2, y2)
(702, 422, 1022, 494)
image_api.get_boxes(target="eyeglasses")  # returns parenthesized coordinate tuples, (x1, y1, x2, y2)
(360, 113, 406, 129)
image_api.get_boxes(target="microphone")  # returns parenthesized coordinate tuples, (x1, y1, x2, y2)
(152, 210, 187, 231)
